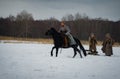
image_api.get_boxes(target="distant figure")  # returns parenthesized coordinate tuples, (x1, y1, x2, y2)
(59, 22, 76, 47)
(88, 33, 98, 55)
(101, 33, 114, 56)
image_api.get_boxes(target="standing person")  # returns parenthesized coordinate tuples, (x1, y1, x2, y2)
(101, 33, 114, 56)
(59, 22, 76, 47)
(88, 33, 98, 55)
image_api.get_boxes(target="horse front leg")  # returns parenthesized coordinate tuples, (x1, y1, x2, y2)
(56, 48, 59, 57)
(51, 46, 55, 56)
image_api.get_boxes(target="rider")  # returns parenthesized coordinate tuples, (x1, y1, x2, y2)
(59, 21, 76, 47)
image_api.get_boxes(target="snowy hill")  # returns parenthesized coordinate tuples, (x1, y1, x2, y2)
(0, 42, 120, 79)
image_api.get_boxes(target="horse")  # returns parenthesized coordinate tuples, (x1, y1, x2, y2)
(45, 28, 87, 58)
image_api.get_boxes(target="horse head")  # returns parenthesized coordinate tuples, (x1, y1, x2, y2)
(45, 28, 58, 36)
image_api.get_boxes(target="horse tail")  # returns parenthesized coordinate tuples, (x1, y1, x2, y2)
(75, 38, 87, 56)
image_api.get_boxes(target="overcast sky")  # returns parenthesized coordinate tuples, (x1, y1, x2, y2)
(0, 0, 120, 21)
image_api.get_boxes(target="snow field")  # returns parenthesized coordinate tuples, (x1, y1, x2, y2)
(0, 43, 120, 79)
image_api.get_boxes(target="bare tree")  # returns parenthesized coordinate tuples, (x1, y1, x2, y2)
(49, 17, 58, 21)
(7, 14, 16, 21)
(61, 14, 74, 21)
(74, 12, 82, 20)
(61, 16, 67, 21)
(16, 10, 34, 39)
(67, 14, 74, 21)
(16, 10, 34, 21)
(82, 13, 89, 20)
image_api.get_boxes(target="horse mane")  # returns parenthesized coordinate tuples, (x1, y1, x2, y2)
(50, 28, 59, 34)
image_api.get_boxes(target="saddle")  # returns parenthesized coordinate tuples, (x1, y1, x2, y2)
(61, 33, 69, 47)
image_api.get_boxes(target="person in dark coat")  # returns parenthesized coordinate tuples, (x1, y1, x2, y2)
(101, 33, 114, 56)
(88, 33, 98, 55)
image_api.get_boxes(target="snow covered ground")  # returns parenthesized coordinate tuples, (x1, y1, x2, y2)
(0, 41, 120, 79)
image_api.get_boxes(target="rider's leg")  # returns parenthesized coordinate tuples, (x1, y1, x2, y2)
(64, 36, 68, 47)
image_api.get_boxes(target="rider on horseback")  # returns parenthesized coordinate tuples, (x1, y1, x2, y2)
(59, 22, 76, 47)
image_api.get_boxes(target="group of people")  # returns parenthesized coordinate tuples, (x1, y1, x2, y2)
(88, 33, 114, 56)
(58, 21, 114, 56)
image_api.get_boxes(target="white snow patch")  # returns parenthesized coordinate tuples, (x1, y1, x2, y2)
(0, 42, 120, 79)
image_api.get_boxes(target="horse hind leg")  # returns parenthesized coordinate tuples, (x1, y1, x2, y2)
(76, 48, 82, 58)
(73, 48, 77, 58)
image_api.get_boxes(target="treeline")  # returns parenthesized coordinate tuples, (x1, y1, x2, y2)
(0, 10, 120, 42)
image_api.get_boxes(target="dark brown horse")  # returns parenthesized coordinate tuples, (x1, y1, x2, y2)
(45, 28, 87, 58)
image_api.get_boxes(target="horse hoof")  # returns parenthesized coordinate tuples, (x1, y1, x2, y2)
(72, 56, 75, 58)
